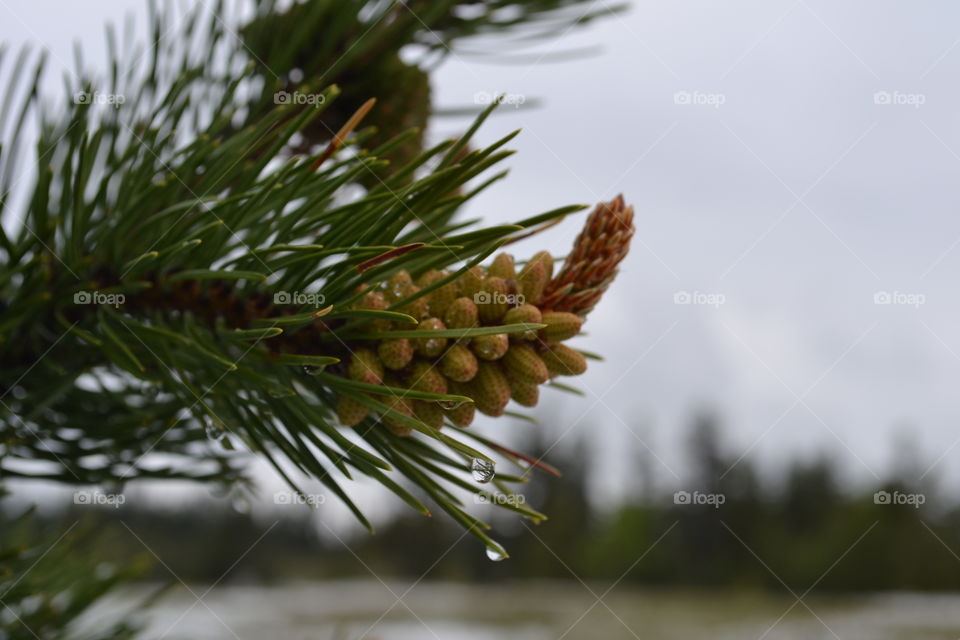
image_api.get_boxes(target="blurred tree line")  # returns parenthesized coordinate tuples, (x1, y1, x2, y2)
(7, 413, 958, 592)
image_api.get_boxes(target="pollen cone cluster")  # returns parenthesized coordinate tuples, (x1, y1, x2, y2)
(336, 196, 634, 434)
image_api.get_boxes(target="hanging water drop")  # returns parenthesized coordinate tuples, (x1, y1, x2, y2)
(485, 546, 507, 562)
(438, 399, 466, 410)
(205, 422, 226, 442)
(302, 365, 322, 376)
(471, 458, 495, 483)
(231, 496, 251, 514)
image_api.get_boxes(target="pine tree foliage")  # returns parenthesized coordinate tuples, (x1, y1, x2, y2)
(0, 0, 628, 575)
(0, 487, 158, 640)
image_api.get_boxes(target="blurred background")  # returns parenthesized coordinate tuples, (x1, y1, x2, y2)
(5, 1, 960, 638)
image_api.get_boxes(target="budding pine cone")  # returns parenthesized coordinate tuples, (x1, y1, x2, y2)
(412, 317, 448, 357)
(385, 273, 428, 319)
(443, 297, 478, 329)
(517, 258, 548, 305)
(507, 375, 539, 408)
(414, 401, 445, 430)
(502, 342, 549, 385)
(439, 343, 479, 383)
(378, 338, 414, 370)
(539, 311, 582, 343)
(459, 266, 486, 300)
(477, 276, 509, 323)
(444, 381, 477, 427)
(471, 333, 509, 361)
(336, 394, 369, 427)
(488, 252, 517, 280)
(418, 269, 458, 317)
(406, 360, 448, 396)
(503, 304, 542, 339)
(467, 362, 512, 417)
(348, 348, 384, 385)
(541, 344, 588, 377)
(332, 196, 632, 435)
(382, 395, 415, 436)
(354, 290, 392, 332)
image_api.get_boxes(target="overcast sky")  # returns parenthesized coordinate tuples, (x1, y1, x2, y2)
(4, 1, 960, 509)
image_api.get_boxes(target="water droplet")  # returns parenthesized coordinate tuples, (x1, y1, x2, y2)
(302, 365, 322, 376)
(485, 546, 507, 562)
(143, 384, 160, 399)
(231, 497, 251, 514)
(471, 458, 495, 483)
(438, 399, 467, 410)
(206, 423, 226, 442)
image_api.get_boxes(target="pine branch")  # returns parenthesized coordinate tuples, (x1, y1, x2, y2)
(0, 0, 631, 562)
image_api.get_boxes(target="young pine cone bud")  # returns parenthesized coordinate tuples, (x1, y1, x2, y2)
(414, 400, 445, 430)
(447, 403, 475, 427)
(507, 376, 539, 408)
(385, 272, 428, 319)
(336, 394, 369, 427)
(502, 342, 550, 385)
(503, 304, 542, 339)
(439, 343, 479, 383)
(471, 333, 509, 361)
(488, 252, 516, 280)
(417, 269, 458, 317)
(466, 362, 511, 417)
(541, 344, 588, 377)
(348, 348, 384, 385)
(406, 360, 448, 396)
(539, 311, 583, 343)
(459, 266, 486, 301)
(387, 270, 413, 285)
(517, 259, 547, 305)
(353, 290, 392, 331)
(381, 395, 414, 436)
(412, 317, 448, 357)
(378, 338, 414, 370)
(444, 381, 477, 427)
(476, 276, 509, 323)
(528, 250, 554, 280)
(443, 297, 478, 329)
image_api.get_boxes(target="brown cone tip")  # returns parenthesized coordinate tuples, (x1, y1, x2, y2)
(540, 194, 634, 317)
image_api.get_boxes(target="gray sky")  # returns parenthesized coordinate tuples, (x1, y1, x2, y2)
(4, 1, 960, 508)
